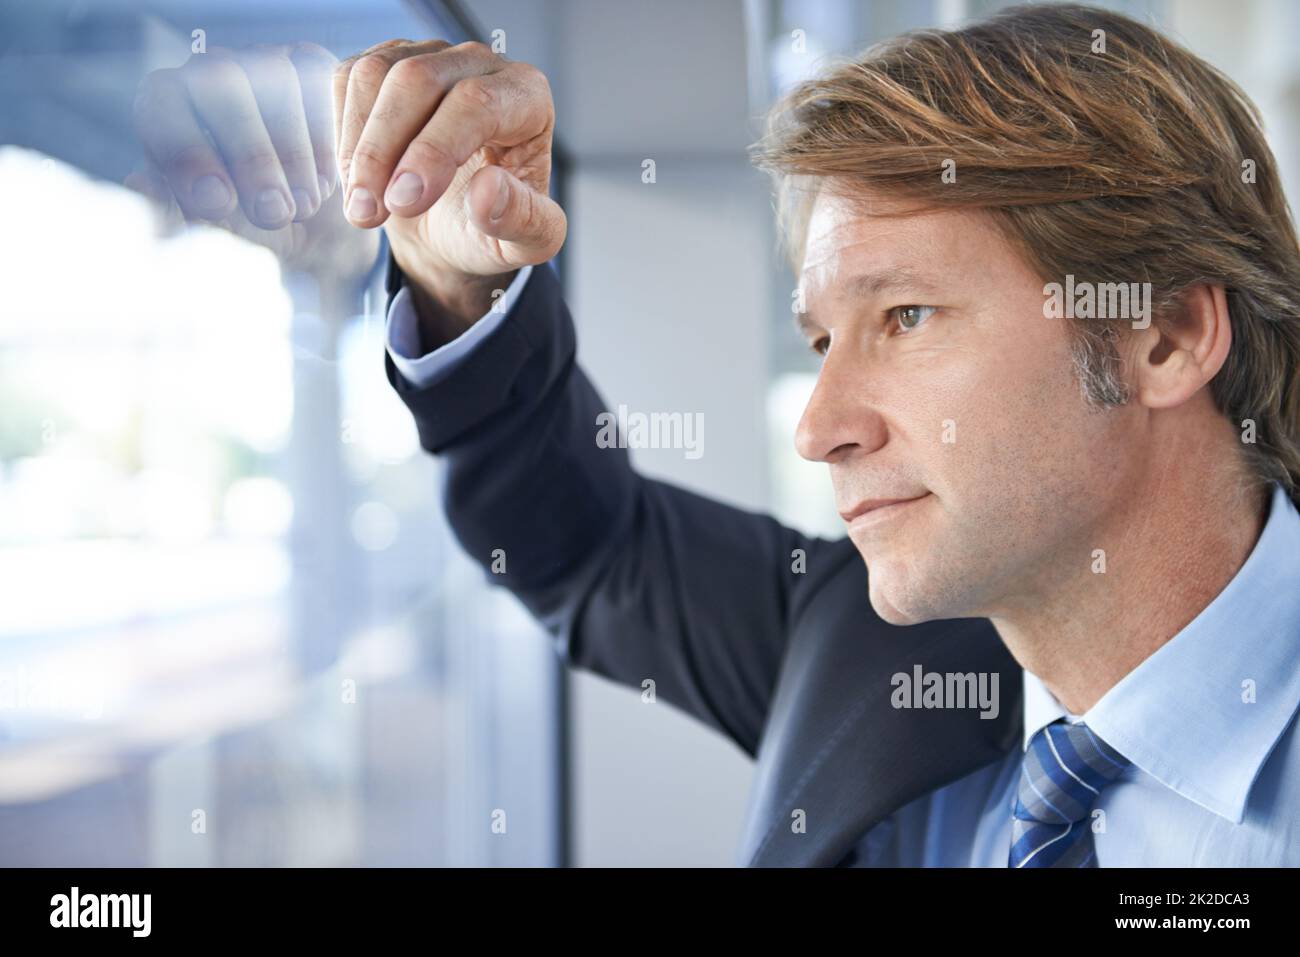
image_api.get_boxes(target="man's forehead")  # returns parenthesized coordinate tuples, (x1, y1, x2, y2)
(803, 194, 918, 278)
(799, 192, 993, 296)
(804, 186, 921, 234)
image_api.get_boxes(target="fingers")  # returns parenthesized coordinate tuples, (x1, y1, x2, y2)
(134, 67, 238, 221)
(345, 44, 504, 226)
(289, 42, 341, 200)
(388, 63, 549, 220)
(335, 40, 529, 228)
(331, 39, 441, 192)
(466, 165, 567, 265)
(232, 47, 319, 222)
(182, 52, 296, 228)
(134, 44, 341, 230)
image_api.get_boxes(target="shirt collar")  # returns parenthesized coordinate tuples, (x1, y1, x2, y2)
(1021, 483, 1300, 824)
(1022, 669, 1076, 750)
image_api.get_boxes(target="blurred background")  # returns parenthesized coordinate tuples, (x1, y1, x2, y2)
(1, 0, 1297, 866)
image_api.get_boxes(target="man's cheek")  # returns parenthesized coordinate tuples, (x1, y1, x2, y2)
(907, 350, 997, 447)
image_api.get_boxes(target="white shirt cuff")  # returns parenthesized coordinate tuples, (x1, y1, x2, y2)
(385, 264, 535, 388)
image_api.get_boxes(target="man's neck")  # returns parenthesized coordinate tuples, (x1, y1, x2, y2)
(989, 459, 1269, 716)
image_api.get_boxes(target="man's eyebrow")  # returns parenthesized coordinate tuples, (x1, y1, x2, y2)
(794, 310, 821, 340)
(795, 267, 943, 336)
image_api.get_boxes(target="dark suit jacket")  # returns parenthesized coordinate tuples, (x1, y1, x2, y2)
(383, 257, 1024, 866)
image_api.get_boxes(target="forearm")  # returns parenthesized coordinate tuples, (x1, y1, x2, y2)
(386, 260, 638, 592)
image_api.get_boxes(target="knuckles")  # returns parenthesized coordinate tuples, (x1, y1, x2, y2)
(132, 69, 179, 120)
(452, 40, 493, 60)
(385, 55, 443, 95)
(397, 137, 459, 176)
(453, 75, 499, 112)
(348, 53, 394, 89)
(329, 37, 556, 200)
(184, 55, 248, 94)
(347, 139, 400, 173)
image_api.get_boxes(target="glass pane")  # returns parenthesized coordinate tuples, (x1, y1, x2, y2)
(0, 0, 559, 867)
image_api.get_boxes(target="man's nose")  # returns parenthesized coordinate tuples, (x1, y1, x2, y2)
(793, 354, 888, 463)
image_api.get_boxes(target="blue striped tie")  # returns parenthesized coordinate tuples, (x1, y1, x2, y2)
(1009, 719, 1130, 868)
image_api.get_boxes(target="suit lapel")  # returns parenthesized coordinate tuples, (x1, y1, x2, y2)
(737, 568, 1023, 866)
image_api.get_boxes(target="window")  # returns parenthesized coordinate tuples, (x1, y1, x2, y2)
(0, 0, 561, 866)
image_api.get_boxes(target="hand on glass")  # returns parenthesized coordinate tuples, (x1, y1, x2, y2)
(127, 42, 378, 278)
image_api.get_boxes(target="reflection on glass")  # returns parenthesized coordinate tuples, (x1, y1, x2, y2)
(0, 2, 560, 867)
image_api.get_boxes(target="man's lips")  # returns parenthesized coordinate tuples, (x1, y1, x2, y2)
(838, 493, 931, 525)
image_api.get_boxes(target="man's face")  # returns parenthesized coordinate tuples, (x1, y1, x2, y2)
(795, 189, 1141, 625)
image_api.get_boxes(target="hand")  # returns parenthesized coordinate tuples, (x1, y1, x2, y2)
(332, 39, 567, 328)
(128, 43, 378, 279)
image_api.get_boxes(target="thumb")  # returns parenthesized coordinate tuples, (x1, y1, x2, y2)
(466, 165, 567, 266)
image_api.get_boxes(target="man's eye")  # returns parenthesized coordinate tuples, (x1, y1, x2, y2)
(890, 305, 937, 333)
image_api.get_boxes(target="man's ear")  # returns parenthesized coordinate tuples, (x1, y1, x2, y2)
(1131, 283, 1232, 409)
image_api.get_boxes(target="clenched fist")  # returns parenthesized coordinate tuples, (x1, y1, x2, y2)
(333, 39, 567, 334)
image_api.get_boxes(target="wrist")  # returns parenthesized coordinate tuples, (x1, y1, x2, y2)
(391, 244, 517, 344)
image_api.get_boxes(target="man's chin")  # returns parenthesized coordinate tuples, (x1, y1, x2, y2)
(868, 594, 932, 626)
(860, 547, 973, 625)
(865, 575, 934, 626)
(864, 560, 990, 627)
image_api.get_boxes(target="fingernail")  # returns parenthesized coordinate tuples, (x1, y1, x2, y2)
(386, 171, 423, 208)
(346, 186, 377, 221)
(255, 188, 291, 226)
(291, 188, 315, 220)
(192, 174, 231, 210)
(489, 169, 510, 220)
(318, 173, 333, 199)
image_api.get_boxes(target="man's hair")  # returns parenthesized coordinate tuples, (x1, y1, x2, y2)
(752, 2, 1300, 505)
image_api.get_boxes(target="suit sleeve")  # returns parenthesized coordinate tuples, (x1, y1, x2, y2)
(384, 255, 846, 758)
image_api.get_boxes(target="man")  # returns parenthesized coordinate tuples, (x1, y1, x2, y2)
(136, 3, 1300, 865)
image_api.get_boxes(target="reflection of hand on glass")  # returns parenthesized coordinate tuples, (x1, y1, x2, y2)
(127, 43, 378, 279)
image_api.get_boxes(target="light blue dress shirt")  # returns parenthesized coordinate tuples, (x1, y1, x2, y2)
(385, 264, 534, 387)
(385, 264, 1300, 867)
(855, 481, 1300, 866)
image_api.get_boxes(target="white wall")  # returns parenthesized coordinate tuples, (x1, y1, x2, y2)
(566, 161, 777, 866)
